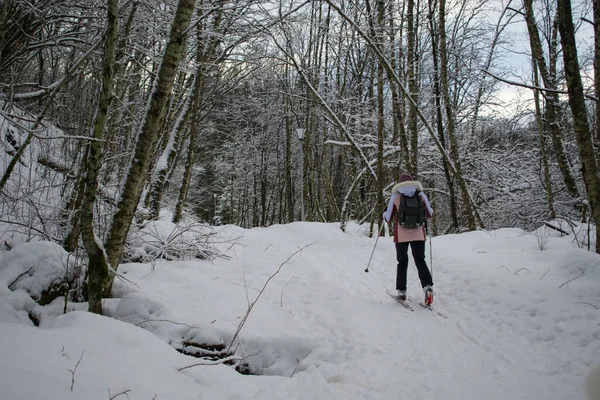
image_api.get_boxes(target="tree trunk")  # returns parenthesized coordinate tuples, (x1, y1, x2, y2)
(148, 84, 193, 219)
(284, 74, 294, 222)
(428, 0, 458, 231)
(386, 0, 409, 174)
(407, 0, 419, 175)
(594, 0, 600, 145)
(438, 0, 476, 230)
(105, 0, 195, 279)
(556, 0, 600, 253)
(523, 0, 579, 198)
(366, 0, 386, 231)
(81, 0, 119, 314)
(532, 60, 555, 219)
(62, 148, 89, 252)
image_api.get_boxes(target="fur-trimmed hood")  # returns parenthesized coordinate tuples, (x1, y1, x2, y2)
(392, 180, 423, 197)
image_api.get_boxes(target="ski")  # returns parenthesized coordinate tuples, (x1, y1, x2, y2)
(418, 302, 447, 319)
(386, 291, 414, 311)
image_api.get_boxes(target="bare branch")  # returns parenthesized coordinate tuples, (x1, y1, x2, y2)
(580, 17, 594, 26)
(540, 268, 551, 280)
(483, 70, 599, 102)
(559, 270, 585, 288)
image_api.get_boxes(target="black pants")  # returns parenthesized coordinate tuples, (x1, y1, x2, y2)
(395, 241, 433, 291)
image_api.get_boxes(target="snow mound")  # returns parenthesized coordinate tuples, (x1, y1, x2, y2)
(235, 334, 315, 377)
(0, 241, 73, 301)
(112, 293, 177, 340)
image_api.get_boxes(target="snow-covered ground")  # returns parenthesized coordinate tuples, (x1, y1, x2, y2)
(1, 219, 599, 399)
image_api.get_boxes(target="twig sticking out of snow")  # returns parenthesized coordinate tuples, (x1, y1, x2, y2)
(108, 388, 131, 400)
(559, 270, 585, 288)
(514, 267, 530, 275)
(578, 302, 599, 310)
(67, 350, 84, 392)
(280, 277, 296, 308)
(227, 244, 313, 354)
(558, 258, 600, 289)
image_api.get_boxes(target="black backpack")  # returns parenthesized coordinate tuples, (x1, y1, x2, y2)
(398, 191, 426, 228)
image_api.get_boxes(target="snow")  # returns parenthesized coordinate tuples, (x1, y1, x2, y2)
(0, 241, 73, 307)
(0, 220, 599, 399)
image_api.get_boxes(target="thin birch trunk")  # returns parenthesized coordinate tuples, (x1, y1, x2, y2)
(105, 0, 195, 278)
(80, 0, 119, 315)
(148, 82, 194, 219)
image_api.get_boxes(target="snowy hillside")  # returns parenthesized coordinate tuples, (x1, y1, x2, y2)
(0, 219, 599, 400)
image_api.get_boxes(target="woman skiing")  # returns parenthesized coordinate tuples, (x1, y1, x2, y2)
(382, 173, 435, 305)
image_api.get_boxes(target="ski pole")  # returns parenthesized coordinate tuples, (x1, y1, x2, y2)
(429, 230, 433, 279)
(365, 223, 385, 273)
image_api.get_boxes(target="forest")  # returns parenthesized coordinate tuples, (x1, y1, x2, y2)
(0, 0, 598, 313)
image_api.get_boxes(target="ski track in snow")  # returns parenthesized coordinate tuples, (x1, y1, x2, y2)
(195, 223, 599, 399)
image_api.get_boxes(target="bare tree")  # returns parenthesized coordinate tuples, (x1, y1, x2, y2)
(556, 0, 600, 253)
(104, 0, 196, 290)
(438, 0, 476, 230)
(523, 0, 579, 199)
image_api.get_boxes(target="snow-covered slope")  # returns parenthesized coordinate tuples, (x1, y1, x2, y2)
(0, 221, 599, 399)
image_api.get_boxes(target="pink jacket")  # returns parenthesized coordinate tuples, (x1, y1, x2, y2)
(382, 181, 433, 243)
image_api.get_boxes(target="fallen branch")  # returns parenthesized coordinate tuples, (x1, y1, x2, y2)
(177, 355, 242, 371)
(544, 222, 569, 235)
